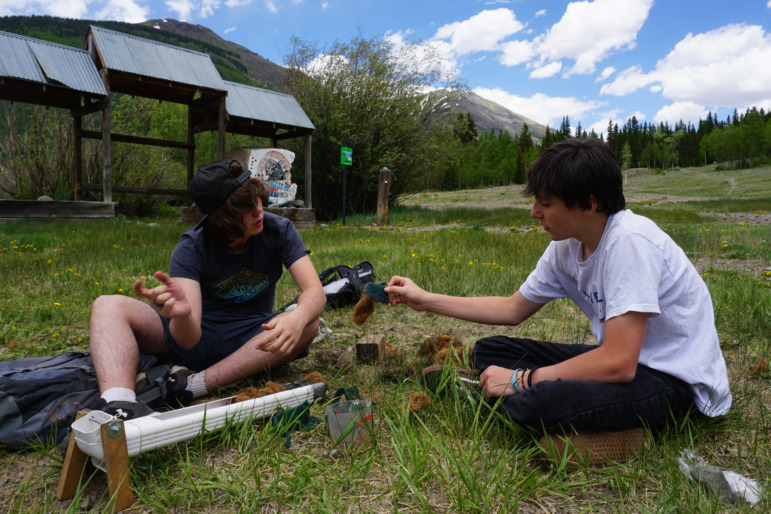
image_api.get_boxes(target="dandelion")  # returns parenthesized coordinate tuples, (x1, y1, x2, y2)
(54, 302, 61, 306)
(52, 333, 60, 338)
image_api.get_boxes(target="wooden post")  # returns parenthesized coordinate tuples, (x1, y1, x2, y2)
(187, 103, 195, 194)
(101, 420, 134, 511)
(217, 95, 226, 159)
(376, 167, 391, 226)
(304, 134, 312, 208)
(56, 411, 90, 501)
(73, 115, 82, 201)
(101, 87, 112, 204)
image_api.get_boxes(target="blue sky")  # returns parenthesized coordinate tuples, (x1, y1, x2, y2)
(3, 0, 771, 136)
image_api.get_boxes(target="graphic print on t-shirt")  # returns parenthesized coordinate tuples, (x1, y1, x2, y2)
(212, 267, 269, 304)
(582, 290, 606, 323)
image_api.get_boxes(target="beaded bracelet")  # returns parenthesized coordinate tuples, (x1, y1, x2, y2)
(511, 368, 523, 394)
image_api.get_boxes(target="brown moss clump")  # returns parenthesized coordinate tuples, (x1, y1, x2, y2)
(352, 295, 376, 326)
(749, 356, 768, 376)
(233, 381, 288, 403)
(304, 371, 327, 384)
(418, 332, 474, 368)
(402, 391, 431, 414)
(418, 334, 455, 358)
(233, 386, 265, 403)
(264, 381, 287, 394)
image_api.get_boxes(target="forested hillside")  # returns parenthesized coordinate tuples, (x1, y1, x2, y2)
(2, 15, 770, 219)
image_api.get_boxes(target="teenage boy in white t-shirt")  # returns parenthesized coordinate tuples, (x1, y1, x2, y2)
(386, 137, 731, 437)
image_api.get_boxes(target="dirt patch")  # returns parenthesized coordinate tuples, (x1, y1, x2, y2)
(702, 211, 771, 226)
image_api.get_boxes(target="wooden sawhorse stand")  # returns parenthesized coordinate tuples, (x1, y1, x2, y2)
(56, 413, 135, 511)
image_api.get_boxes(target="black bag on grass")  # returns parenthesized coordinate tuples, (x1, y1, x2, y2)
(319, 262, 375, 308)
(284, 261, 376, 310)
(0, 352, 100, 450)
(0, 352, 166, 450)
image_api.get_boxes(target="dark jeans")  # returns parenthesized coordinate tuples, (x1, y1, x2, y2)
(471, 336, 696, 434)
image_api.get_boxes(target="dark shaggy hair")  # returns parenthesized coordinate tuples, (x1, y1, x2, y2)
(205, 162, 270, 245)
(523, 137, 625, 214)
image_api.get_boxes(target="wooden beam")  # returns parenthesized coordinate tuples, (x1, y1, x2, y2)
(79, 130, 194, 150)
(78, 184, 188, 196)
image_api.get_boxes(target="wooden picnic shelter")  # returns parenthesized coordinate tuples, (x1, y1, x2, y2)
(0, 26, 315, 219)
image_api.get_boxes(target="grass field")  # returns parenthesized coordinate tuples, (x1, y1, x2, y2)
(0, 165, 769, 512)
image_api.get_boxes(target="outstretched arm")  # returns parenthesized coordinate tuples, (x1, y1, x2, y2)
(385, 275, 543, 326)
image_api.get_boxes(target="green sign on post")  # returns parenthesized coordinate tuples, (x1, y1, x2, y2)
(341, 147, 353, 166)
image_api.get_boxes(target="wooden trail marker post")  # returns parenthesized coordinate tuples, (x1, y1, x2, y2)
(376, 167, 391, 226)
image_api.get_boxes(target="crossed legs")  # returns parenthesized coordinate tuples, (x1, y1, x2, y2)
(89, 294, 320, 396)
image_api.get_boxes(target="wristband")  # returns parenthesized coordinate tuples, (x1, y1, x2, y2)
(527, 367, 538, 389)
(511, 368, 523, 394)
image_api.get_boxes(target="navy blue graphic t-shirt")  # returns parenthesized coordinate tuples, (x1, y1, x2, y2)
(169, 212, 309, 319)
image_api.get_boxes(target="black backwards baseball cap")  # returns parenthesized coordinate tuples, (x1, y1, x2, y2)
(190, 159, 252, 230)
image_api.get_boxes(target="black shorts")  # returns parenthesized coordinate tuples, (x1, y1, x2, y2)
(161, 311, 281, 371)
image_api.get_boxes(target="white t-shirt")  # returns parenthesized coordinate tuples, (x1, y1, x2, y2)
(520, 209, 731, 416)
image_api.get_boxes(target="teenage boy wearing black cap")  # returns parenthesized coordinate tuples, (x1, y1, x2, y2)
(88, 159, 326, 419)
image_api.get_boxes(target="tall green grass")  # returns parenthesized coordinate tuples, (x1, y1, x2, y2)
(1, 172, 769, 512)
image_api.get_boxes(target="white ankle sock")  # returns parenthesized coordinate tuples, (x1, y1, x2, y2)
(101, 387, 136, 403)
(186, 371, 208, 399)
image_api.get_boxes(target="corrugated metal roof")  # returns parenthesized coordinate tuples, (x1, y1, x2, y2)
(0, 30, 106, 95)
(89, 26, 225, 92)
(224, 81, 314, 130)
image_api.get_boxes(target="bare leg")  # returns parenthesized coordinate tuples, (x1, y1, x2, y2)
(202, 315, 320, 391)
(89, 295, 169, 393)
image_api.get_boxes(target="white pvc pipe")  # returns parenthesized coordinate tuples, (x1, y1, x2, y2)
(72, 383, 325, 463)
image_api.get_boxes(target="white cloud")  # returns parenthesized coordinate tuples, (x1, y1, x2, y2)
(200, 0, 221, 18)
(321, 1, 328, 10)
(225, 0, 253, 6)
(529, 60, 561, 79)
(95, 0, 149, 23)
(474, 86, 603, 128)
(224, 26, 235, 34)
(264, 0, 278, 13)
(653, 102, 709, 125)
(0, 0, 89, 18)
(433, 8, 524, 56)
(655, 24, 771, 107)
(0, 0, 152, 21)
(534, 0, 653, 76)
(603, 23, 771, 115)
(166, 0, 194, 20)
(596, 66, 615, 82)
(534, 9, 546, 17)
(600, 65, 652, 96)
(165, 0, 221, 19)
(498, 39, 534, 66)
